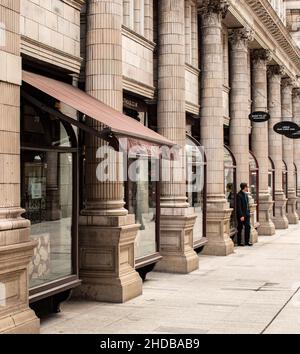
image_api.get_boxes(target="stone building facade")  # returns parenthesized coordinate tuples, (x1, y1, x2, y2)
(0, 0, 300, 333)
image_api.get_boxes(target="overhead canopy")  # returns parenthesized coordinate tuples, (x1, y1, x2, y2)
(22, 70, 175, 148)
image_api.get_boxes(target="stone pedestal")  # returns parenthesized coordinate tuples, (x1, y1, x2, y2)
(272, 192, 289, 229)
(201, 198, 234, 256)
(287, 193, 299, 224)
(257, 194, 276, 235)
(249, 200, 258, 244)
(155, 208, 199, 274)
(0, 209, 40, 334)
(75, 214, 142, 303)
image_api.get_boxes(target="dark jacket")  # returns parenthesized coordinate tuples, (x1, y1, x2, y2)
(236, 191, 250, 219)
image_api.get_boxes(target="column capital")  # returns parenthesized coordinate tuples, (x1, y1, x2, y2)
(252, 48, 272, 65)
(267, 65, 286, 79)
(282, 77, 297, 90)
(229, 27, 254, 50)
(293, 88, 300, 99)
(198, 0, 229, 18)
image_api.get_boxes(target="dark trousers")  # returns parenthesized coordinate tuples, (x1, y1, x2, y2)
(237, 216, 251, 245)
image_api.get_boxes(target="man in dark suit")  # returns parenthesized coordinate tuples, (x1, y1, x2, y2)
(236, 183, 253, 247)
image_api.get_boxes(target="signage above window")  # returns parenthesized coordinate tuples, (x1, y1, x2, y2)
(249, 111, 270, 123)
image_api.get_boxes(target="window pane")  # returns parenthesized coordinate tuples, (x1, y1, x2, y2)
(22, 151, 73, 288)
(127, 159, 157, 259)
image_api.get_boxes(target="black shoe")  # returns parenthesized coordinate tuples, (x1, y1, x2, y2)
(246, 243, 253, 247)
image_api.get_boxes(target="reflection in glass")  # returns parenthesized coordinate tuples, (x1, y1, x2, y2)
(186, 137, 205, 243)
(249, 152, 259, 224)
(224, 146, 236, 235)
(127, 158, 158, 260)
(22, 152, 73, 288)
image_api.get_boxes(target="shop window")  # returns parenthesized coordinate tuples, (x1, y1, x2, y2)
(21, 93, 79, 299)
(224, 146, 237, 238)
(249, 151, 259, 224)
(186, 136, 207, 249)
(269, 157, 275, 217)
(282, 161, 288, 198)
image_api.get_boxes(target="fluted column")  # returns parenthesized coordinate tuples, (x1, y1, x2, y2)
(229, 28, 258, 243)
(0, 0, 39, 333)
(144, 0, 153, 41)
(76, 0, 142, 303)
(251, 49, 275, 235)
(268, 65, 289, 229)
(199, 0, 234, 256)
(191, 1, 198, 68)
(155, 0, 198, 273)
(282, 78, 299, 224)
(229, 28, 253, 186)
(293, 88, 300, 218)
(185, 0, 192, 64)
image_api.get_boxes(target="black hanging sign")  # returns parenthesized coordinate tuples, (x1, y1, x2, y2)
(273, 121, 300, 137)
(288, 130, 300, 139)
(249, 111, 270, 123)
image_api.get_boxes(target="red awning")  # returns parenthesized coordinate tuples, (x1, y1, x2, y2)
(22, 71, 174, 148)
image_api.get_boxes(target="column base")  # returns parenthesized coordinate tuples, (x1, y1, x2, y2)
(272, 192, 289, 229)
(201, 197, 234, 256)
(154, 208, 199, 274)
(287, 193, 299, 224)
(0, 309, 40, 334)
(257, 194, 276, 235)
(74, 214, 143, 303)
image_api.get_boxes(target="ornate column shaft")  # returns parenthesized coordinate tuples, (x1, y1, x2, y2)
(229, 28, 258, 243)
(0, 1, 39, 333)
(76, 0, 142, 303)
(198, 0, 234, 256)
(144, 0, 153, 41)
(155, 0, 199, 273)
(251, 49, 275, 235)
(268, 66, 288, 229)
(282, 78, 299, 224)
(185, 0, 192, 64)
(292, 88, 300, 218)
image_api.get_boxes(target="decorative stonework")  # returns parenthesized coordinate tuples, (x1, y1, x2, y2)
(229, 27, 254, 49)
(267, 65, 286, 79)
(198, 0, 229, 18)
(252, 48, 272, 65)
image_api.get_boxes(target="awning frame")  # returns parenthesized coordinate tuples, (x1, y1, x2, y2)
(21, 91, 113, 142)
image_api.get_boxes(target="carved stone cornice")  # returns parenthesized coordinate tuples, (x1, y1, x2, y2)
(229, 27, 254, 50)
(252, 48, 272, 66)
(198, 0, 229, 18)
(267, 65, 286, 79)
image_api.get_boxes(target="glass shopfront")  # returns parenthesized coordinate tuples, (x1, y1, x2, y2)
(126, 156, 160, 268)
(21, 86, 80, 303)
(224, 146, 237, 238)
(186, 136, 207, 249)
(269, 157, 275, 217)
(249, 151, 259, 225)
(282, 161, 288, 198)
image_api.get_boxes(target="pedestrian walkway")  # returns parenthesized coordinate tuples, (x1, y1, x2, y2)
(41, 224, 300, 334)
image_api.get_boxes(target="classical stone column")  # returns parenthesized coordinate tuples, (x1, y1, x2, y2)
(251, 49, 275, 235)
(267, 65, 289, 229)
(229, 27, 258, 243)
(155, 0, 199, 273)
(198, 0, 234, 256)
(293, 88, 300, 218)
(185, 0, 192, 64)
(282, 78, 299, 224)
(75, 0, 142, 303)
(144, 0, 153, 41)
(191, 1, 199, 68)
(0, 1, 39, 333)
